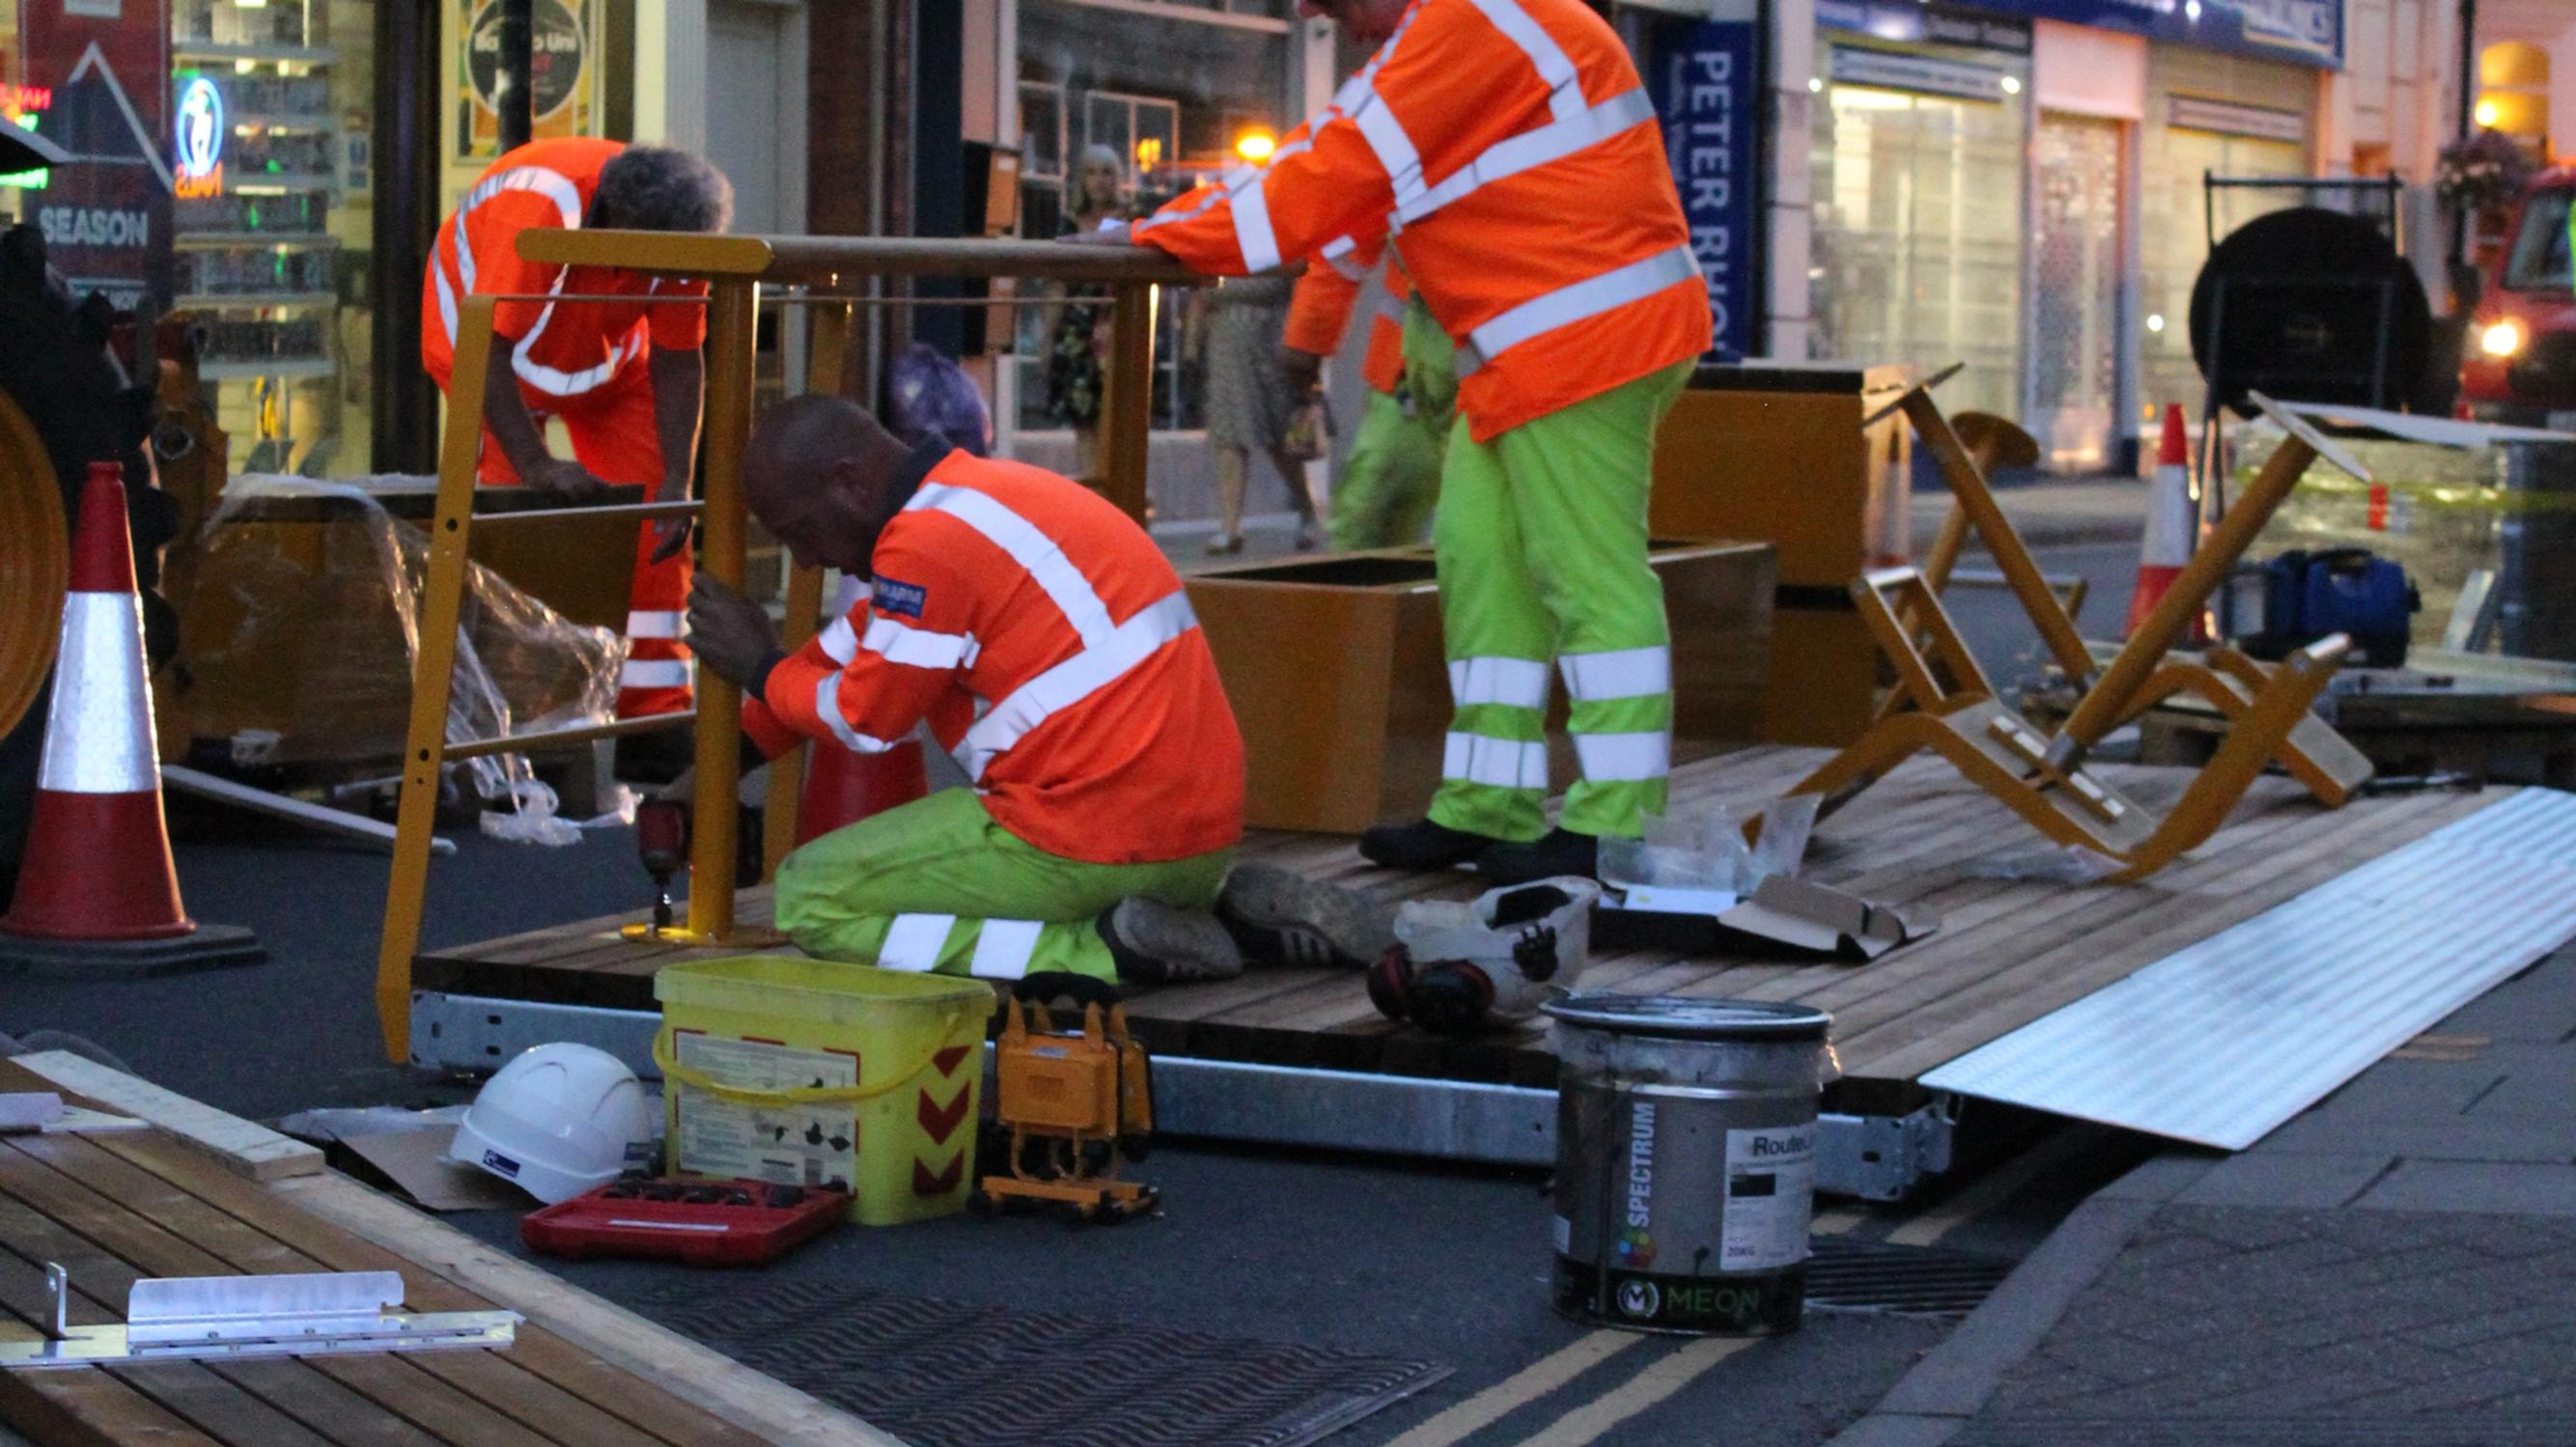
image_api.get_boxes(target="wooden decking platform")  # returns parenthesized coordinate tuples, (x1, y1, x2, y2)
(414, 746, 2514, 1093)
(0, 1055, 886, 1447)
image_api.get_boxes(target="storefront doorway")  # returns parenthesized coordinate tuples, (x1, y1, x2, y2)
(2028, 111, 2123, 471)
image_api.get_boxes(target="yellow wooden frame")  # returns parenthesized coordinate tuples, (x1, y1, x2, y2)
(1780, 392, 2374, 880)
(1898, 384, 2375, 806)
(373, 233, 1203, 1062)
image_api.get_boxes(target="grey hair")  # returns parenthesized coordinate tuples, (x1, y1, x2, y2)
(1078, 144, 1122, 176)
(596, 146, 734, 233)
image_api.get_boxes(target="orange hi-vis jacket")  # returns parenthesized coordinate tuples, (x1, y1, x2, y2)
(1286, 257, 1411, 396)
(421, 138, 710, 403)
(1135, 0, 1709, 441)
(741, 443, 1246, 867)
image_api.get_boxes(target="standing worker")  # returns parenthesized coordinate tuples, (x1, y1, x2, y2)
(1284, 248, 1451, 549)
(422, 138, 733, 736)
(686, 396, 1395, 985)
(1078, 0, 1710, 882)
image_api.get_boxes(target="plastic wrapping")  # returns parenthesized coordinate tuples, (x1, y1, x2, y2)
(180, 475, 620, 810)
(1600, 800, 1817, 899)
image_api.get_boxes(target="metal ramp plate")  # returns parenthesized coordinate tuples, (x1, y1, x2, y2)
(1923, 789, 2576, 1150)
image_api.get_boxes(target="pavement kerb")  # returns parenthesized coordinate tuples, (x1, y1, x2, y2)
(1820, 1152, 2220, 1446)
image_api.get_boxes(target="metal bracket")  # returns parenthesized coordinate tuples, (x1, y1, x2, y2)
(0, 1266, 518, 1369)
(1816, 1100, 1957, 1203)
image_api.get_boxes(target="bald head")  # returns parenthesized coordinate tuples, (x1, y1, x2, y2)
(743, 394, 912, 574)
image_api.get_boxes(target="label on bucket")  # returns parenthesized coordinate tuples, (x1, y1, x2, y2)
(672, 1035, 859, 1191)
(1722, 1125, 1815, 1271)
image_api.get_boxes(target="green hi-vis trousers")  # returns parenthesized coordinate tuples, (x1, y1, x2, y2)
(1426, 359, 1692, 844)
(775, 789, 1234, 983)
(1329, 296, 1455, 550)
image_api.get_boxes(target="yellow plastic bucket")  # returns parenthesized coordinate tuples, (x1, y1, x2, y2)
(652, 956, 991, 1225)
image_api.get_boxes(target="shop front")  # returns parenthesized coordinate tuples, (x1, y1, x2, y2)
(1806, 0, 2338, 472)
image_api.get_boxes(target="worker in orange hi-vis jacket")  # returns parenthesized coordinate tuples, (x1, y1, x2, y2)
(682, 395, 1398, 986)
(1283, 249, 1453, 549)
(1075, 0, 1711, 886)
(422, 138, 731, 732)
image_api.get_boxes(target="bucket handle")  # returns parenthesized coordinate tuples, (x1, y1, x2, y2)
(652, 1009, 970, 1108)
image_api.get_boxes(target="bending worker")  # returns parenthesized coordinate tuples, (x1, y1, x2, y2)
(685, 395, 1392, 985)
(1084, 0, 1709, 884)
(1283, 249, 1452, 549)
(422, 138, 732, 729)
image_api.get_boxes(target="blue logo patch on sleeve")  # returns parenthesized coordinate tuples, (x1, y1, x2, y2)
(873, 576, 928, 619)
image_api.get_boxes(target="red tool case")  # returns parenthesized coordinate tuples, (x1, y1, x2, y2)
(520, 1179, 848, 1266)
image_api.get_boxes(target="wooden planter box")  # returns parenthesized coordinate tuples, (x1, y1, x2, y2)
(1651, 363, 1912, 747)
(1187, 541, 1775, 833)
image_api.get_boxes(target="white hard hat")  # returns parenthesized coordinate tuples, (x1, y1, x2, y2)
(450, 1044, 658, 1204)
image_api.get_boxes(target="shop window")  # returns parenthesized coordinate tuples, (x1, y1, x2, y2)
(1012, 0, 1298, 435)
(2477, 42, 2550, 150)
(1808, 76, 2028, 422)
(168, 0, 371, 477)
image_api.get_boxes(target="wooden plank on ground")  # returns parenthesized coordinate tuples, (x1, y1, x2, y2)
(6, 1054, 320, 1182)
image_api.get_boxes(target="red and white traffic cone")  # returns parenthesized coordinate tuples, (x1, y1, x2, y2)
(0, 463, 261, 976)
(795, 577, 927, 846)
(2126, 404, 2208, 643)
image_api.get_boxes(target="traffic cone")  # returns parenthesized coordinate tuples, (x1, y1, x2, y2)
(0, 463, 261, 976)
(2126, 405, 2207, 642)
(796, 577, 927, 846)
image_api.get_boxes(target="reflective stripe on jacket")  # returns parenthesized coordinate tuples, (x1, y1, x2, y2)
(742, 448, 1246, 866)
(421, 138, 710, 403)
(1285, 249, 1410, 396)
(1135, 0, 1709, 440)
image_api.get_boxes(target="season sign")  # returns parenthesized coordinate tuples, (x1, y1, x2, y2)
(39, 205, 150, 248)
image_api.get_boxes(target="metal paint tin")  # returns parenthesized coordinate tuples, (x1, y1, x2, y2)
(1542, 995, 1837, 1335)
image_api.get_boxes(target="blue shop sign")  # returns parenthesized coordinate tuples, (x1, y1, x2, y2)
(1819, 0, 2341, 69)
(1650, 19, 1757, 363)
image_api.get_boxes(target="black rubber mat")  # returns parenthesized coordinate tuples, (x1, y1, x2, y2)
(635, 1279, 1451, 1447)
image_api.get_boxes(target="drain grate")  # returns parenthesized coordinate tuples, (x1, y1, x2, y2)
(1803, 1236, 2015, 1318)
(634, 1279, 1449, 1447)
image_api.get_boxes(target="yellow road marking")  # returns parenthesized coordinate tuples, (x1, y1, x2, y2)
(1811, 1207, 1864, 1236)
(1886, 1127, 2097, 1249)
(1384, 1331, 1647, 1447)
(1508, 1335, 1761, 1446)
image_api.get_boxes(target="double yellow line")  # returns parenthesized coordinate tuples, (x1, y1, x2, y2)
(1386, 1184, 2027, 1445)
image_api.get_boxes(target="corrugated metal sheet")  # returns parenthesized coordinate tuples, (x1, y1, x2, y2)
(1921, 790, 2576, 1150)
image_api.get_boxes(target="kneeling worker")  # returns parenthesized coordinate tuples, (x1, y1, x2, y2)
(686, 395, 1385, 984)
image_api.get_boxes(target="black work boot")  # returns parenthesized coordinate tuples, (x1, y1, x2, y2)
(1476, 827, 1599, 885)
(1358, 816, 1498, 870)
(1216, 863, 1398, 970)
(1097, 898, 1244, 986)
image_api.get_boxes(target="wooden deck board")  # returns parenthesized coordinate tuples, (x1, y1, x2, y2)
(410, 745, 2523, 1087)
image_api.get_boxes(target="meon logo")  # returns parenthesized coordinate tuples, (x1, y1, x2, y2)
(1615, 1280, 1660, 1319)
